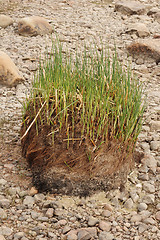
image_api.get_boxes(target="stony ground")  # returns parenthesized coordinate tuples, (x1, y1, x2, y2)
(0, 0, 160, 239)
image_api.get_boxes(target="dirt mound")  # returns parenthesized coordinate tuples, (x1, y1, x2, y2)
(20, 112, 140, 197)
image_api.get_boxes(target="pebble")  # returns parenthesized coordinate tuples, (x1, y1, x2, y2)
(99, 232, 114, 240)
(88, 216, 99, 226)
(138, 203, 147, 212)
(124, 198, 134, 209)
(99, 221, 111, 231)
(0, 208, 7, 219)
(155, 211, 160, 221)
(23, 196, 35, 208)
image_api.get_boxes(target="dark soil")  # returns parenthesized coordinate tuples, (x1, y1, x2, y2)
(20, 110, 142, 197)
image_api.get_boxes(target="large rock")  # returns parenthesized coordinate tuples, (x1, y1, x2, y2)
(18, 16, 53, 36)
(0, 51, 24, 86)
(0, 15, 13, 28)
(127, 39, 160, 64)
(115, 1, 148, 15)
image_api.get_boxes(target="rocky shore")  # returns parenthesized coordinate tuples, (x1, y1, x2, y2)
(0, 0, 160, 239)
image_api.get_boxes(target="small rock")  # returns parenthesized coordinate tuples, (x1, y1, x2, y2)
(0, 208, 7, 219)
(141, 154, 157, 174)
(130, 192, 139, 203)
(0, 198, 11, 208)
(138, 203, 147, 212)
(34, 193, 45, 202)
(130, 214, 142, 222)
(14, 232, 25, 239)
(143, 183, 155, 193)
(155, 211, 160, 221)
(150, 141, 160, 151)
(143, 217, 156, 225)
(143, 194, 155, 204)
(18, 16, 53, 36)
(99, 232, 114, 240)
(88, 216, 99, 227)
(140, 210, 152, 220)
(0, 15, 13, 28)
(63, 226, 71, 234)
(57, 219, 67, 226)
(47, 232, 57, 239)
(124, 198, 133, 209)
(77, 230, 91, 240)
(102, 210, 112, 217)
(67, 233, 77, 240)
(156, 203, 160, 210)
(103, 203, 113, 211)
(0, 179, 7, 186)
(138, 173, 149, 181)
(138, 223, 148, 233)
(23, 196, 35, 208)
(29, 187, 38, 196)
(0, 227, 13, 236)
(45, 208, 54, 218)
(150, 121, 160, 131)
(99, 221, 111, 231)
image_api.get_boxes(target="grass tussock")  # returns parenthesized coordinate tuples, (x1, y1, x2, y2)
(22, 40, 145, 151)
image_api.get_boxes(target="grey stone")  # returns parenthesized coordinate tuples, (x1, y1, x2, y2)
(14, 232, 25, 239)
(143, 194, 155, 204)
(143, 182, 155, 193)
(47, 232, 57, 239)
(155, 211, 160, 221)
(77, 230, 91, 240)
(23, 196, 35, 207)
(63, 226, 71, 234)
(141, 155, 157, 174)
(45, 208, 54, 218)
(124, 198, 133, 209)
(130, 214, 142, 222)
(0, 15, 13, 28)
(150, 121, 160, 131)
(34, 193, 45, 202)
(0, 208, 7, 219)
(115, 1, 147, 15)
(88, 216, 99, 227)
(143, 217, 156, 225)
(138, 223, 148, 233)
(150, 141, 160, 151)
(0, 198, 11, 208)
(102, 210, 112, 217)
(99, 232, 114, 240)
(0, 179, 7, 186)
(138, 173, 149, 181)
(0, 227, 13, 236)
(156, 203, 160, 210)
(67, 233, 77, 240)
(138, 203, 148, 212)
(99, 221, 111, 231)
(140, 210, 152, 220)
